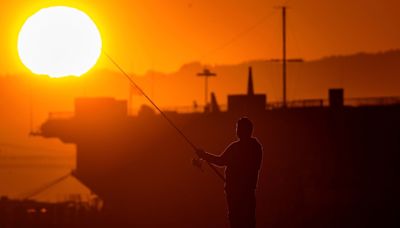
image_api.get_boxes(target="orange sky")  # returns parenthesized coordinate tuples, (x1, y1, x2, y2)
(1, 0, 400, 75)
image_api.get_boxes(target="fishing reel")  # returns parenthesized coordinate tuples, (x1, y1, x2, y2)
(192, 157, 204, 171)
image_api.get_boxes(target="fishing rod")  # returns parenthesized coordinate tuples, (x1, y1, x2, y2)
(104, 52, 225, 182)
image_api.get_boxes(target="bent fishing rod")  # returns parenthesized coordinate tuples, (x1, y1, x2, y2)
(104, 52, 225, 182)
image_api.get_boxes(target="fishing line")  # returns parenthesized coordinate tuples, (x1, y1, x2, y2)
(21, 172, 71, 199)
(104, 52, 225, 182)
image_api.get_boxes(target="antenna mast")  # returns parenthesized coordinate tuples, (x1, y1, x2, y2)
(282, 6, 287, 108)
(197, 69, 217, 109)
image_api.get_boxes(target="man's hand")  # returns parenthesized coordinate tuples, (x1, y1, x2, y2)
(195, 148, 206, 158)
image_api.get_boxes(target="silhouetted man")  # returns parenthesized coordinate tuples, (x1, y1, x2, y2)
(196, 117, 263, 228)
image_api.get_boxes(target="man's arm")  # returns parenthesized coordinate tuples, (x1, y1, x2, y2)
(196, 148, 230, 167)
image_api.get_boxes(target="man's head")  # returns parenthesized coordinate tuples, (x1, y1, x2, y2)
(236, 117, 253, 139)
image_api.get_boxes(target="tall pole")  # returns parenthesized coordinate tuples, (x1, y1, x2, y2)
(205, 76, 208, 107)
(282, 6, 287, 108)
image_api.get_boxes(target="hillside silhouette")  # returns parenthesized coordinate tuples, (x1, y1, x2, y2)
(141, 49, 400, 105)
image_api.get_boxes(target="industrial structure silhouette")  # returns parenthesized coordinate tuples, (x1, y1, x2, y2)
(32, 68, 400, 227)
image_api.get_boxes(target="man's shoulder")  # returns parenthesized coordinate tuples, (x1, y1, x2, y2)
(252, 137, 262, 147)
(227, 138, 262, 151)
(226, 140, 240, 149)
(250, 137, 263, 153)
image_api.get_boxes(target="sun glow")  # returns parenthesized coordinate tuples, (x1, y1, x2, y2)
(18, 6, 102, 78)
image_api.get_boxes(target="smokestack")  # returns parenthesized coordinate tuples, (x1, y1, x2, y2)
(210, 92, 220, 113)
(247, 67, 254, 96)
(329, 88, 344, 108)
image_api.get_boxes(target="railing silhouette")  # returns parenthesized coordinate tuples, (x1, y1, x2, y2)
(47, 96, 400, 119)
(267, 99, 325, 109)
(345, 96, 400, 107)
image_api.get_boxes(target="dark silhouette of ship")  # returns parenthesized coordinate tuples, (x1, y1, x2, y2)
(37, 67, 400, 227)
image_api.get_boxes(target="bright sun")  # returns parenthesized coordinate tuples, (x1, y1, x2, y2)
(18, 6, 102, 78)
